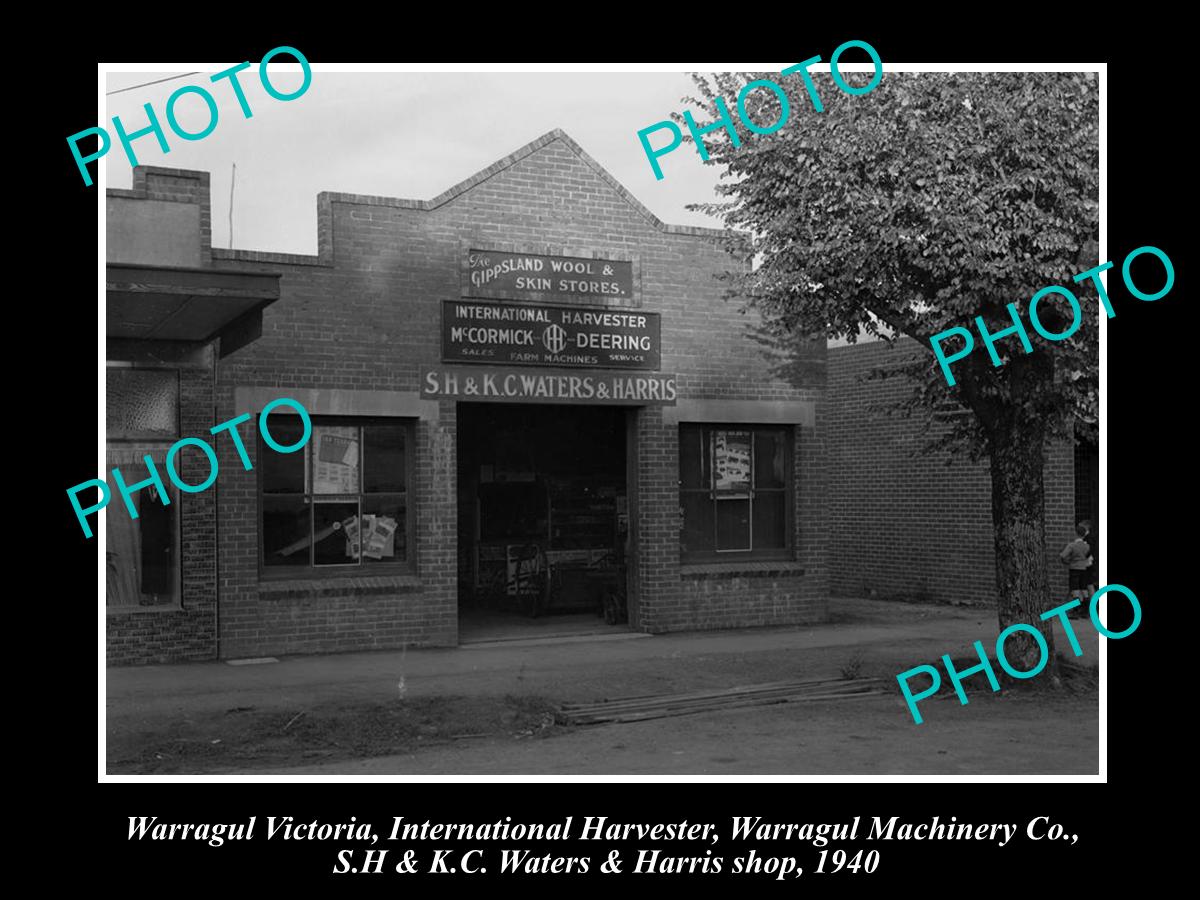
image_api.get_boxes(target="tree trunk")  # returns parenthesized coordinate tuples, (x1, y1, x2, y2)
(988, 424, 1058, 678)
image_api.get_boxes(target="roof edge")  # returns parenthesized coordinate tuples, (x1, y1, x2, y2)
(319, 128, 743, 241)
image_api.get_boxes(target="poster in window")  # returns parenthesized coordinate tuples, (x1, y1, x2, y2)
(313, 426, 360, 494)
(363, 515, 398, 559)
(714, 431, 751, 490)
(357, 514, 375, 557)
(342, 515, 362, 558)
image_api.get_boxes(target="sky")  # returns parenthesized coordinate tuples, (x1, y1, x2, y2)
(103, 69, 729, 256)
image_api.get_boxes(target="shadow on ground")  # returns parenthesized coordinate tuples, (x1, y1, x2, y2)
(109, 696, 559, 775)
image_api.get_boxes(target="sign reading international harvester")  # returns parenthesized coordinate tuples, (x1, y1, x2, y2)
(465, 250, 634, 303)
(422, 367, 677, 406)
(444, 300, 660, 370)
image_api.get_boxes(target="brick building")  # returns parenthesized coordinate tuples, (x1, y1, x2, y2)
(104, 130, 827, 664)
(102, 130, 1092, 664)
(826, 339, 1097, 607)
(105, 167, 280, 663)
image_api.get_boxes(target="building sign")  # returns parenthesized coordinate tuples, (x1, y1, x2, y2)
(422, 367, 677, 406)
(464, 250, 635, 303)
(443, 300, 660, 370)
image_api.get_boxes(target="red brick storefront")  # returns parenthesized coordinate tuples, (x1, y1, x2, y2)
(105, 134, 1090, 665)
(201, 129, 827, 659)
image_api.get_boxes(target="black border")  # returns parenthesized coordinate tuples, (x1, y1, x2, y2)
(46, 16, 1180, 891)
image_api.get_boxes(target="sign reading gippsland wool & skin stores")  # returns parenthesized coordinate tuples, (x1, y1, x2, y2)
(444, 300, 660, 370)
(422, 366, 677, 405)
(464, 250, 634, 303)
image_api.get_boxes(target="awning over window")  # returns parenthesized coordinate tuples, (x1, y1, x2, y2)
(106, 263, 281, 358)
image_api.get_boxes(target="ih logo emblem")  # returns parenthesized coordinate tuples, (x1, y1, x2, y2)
(542, 324, 567, 354)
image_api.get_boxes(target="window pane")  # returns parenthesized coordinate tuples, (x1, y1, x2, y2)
(716, 497, 751, 550)
(753, 491, 787, 549)
(313, 425, 360, 494)
(107, 369, 178, 438)
(106, 445, 178, 607)
(363, 494, 406, 563)
(264, 496, 311, 567)
(714, 431, 751, 491)
(680, 492, 714, 556)
(754, 430, 787, 489)
(262, 419, 306, 493)
(106, 490, 142, 606)
(679, 425, 708, 489)
(363, 423, 406, 493)
(314, 501, 360, 566)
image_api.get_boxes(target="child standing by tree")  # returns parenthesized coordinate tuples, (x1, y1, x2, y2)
(1059, 523, 1094, 606)
(1081, 519, 1098, 596)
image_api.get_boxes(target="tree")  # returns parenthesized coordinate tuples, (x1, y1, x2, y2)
(685, 71, 1099, 670)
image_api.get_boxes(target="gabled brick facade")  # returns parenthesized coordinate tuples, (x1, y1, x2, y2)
(204, 130, 828, 658)
(105, 135, 1086, 665)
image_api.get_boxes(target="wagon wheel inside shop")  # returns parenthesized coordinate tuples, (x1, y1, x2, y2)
(477, 567, 509, 609)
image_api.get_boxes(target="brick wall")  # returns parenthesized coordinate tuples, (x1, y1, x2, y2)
(106, 367, 218, 664)
(826, 339, 1073, 607)
(207, 129, 828, 656)
(106, 168, 220, 664)
(107, 167, 213, 266)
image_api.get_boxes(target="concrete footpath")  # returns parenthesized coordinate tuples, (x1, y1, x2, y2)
(106, 598, 1101, 723)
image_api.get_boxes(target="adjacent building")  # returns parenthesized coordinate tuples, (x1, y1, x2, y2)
(825, 340, 1094, 607)
(105, 167, 280, 661)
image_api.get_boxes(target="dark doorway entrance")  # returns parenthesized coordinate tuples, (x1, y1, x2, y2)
(457, 402, 630, 641)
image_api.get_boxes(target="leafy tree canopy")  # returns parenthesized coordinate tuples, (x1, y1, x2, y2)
(685, 72, 1099, 459)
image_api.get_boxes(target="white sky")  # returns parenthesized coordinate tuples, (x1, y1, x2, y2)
(103, 70, 727, 256)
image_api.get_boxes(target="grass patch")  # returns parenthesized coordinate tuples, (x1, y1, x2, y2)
(108, 694, 560, 775)
(839, 653, 865, 680)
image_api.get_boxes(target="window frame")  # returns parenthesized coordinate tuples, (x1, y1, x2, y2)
(678, 423, 795, 563)
(105, 363, 183, 612)
(105, 441, 183, 612)
(257, 415, 417, 579)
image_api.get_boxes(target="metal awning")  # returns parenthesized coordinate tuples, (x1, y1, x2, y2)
(106, 263, 281, 358)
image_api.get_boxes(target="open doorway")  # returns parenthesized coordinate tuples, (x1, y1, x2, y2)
(457, 402, 630, 642)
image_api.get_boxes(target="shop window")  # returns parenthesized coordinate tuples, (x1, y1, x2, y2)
(679, 424, 793, 561)
(106, 367, 182, 609)
(260, 418, 415, 574)
(106, 444, 180, 610)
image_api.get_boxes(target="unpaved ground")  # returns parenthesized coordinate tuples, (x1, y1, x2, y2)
(108, 696, 559, 775)
(267, 687, 1098, 775)
(106, 598, 1101, 775)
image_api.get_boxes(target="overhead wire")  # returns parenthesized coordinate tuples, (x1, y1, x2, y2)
(105, 73, 201, 96)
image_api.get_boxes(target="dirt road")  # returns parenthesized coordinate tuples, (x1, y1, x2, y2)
(106, 598, 1101, 775)
(261, 688, 1097, 775)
